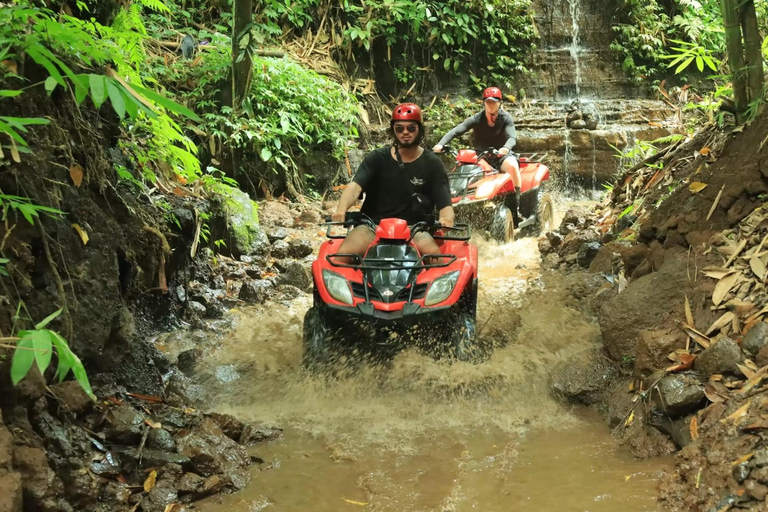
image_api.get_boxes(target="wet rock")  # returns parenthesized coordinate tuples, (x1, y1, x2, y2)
(734, 463, 752, 484)
(648, 412, 693, 448)
(187, 300, 207, 317)
(635, 329, 685, 374)
(276, 261, 312, 291)
(288, 238, 313, 258)
(240, 424, 283, 445)
(239, 280, 273, 304)
(652, 374, 706, 418)
(165, 370, 206, 406)
(50, 381, 93, 415)
(276, 284, 305, 301)
(577, 241, 601, 268)
(538, 237, 553, 255)
(549, 347, 616, 405)
(560, 207, 592, 232)
(750, 449, 768, 468)
(570, 119, 587, 130)
(558, 230, 599, 259)
(142, 483, 178, 512)
(221, 186, 271, 257)
(214, 365, 241, 384)
(745, 479, 768, 501)
(694, 337, 744, 376)
(151, 408, 197, 430)
(147, 429, 176, 451)
(0, 472, 22, 512)
(588, 241, 631, 274)
(541, 253, 560, 270)
(105, 405, 146, 444)
(175, 419, 251, 489)
(546, 231, 564, 249)
(244, 265, 263, 279)
(212, 275, 226, 290)
(177, 348, 201, 375)
(99, 481, 131, 504)
(208, 414, 245, 441)
(267, 227, 289, 243)
(114, 447, 192, 469)
(90, 451, 121, 476)
(271, 239, 290, 259)
(177, 472, 205, 494)
(743, 322, 768, 356)
(175, 285, 186, 302)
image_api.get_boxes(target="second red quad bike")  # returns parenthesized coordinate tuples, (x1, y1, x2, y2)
(303, 213, 479, 371)
(443, 146, 555, 243)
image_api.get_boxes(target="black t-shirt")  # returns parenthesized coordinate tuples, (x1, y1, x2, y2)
(352, 146, 451, 224)
(437, 109, 517, 151)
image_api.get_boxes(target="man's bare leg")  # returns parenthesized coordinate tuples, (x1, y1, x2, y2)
(413, 232, 441, 263)
(501, 156, 521, 190)
(336, 226, 375, 263)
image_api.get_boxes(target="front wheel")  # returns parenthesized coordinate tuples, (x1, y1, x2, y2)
(533, 192, 555, 236)
(489, 204, 514, 243)
(303, 306, 335, 373)
(451, 312, 478, 362)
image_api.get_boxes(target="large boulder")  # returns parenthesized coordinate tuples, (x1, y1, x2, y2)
(694, 337, 744, 376)
(220, 186, 270, 257)
(652, 374, 706, 418)
(599, 259, 694, 361)
(549, 347, 616, 405)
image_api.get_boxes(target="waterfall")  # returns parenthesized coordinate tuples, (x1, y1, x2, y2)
(567, 0, 582, 99)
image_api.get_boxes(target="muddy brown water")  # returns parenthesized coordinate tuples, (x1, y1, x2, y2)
(195, 198, 671, 511)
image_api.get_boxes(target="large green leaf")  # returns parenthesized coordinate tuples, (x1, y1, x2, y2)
(88, 74, 108, 109)
(0, 90, 23, 97)
(106, 79, 126, 119)
(128, 83, 202, 121)
(25, 46, 65, 86)
(35, 308, 62, 330)
(49, 331, 73, 384)
(11, 331, 36, 385)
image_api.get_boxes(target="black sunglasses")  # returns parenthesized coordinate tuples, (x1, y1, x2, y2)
(394, 124, 418, 133)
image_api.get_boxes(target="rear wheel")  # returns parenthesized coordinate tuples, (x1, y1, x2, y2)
(303, 306, 335, 373)
(533, 192, 555, 236)
(451, 312, 478, 362)
(489, 204, 514, 243)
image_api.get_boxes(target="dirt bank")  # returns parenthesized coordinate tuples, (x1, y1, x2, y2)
(541, 111, 768, 510)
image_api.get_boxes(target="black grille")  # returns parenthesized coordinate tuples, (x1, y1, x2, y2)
(351, 282, 427, 302)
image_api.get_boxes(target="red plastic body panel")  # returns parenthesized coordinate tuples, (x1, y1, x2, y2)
(449, 155, 551, 204)
(312, 226, 478, 311)
(376, 218, 411, 240)
(457, 149, 478, 164)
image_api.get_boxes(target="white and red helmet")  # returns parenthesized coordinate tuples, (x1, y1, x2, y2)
(483, 87, 503, 102)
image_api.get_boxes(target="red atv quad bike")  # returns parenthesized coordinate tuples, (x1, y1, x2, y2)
(303, 213, 479, 371)
(443, 145, 555, 243)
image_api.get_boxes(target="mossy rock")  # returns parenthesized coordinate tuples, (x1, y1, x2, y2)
(220, 186, 270, 257)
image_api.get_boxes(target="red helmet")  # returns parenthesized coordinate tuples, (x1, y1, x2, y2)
(391, 103, 422, 123)
(483, 87, 502, 101)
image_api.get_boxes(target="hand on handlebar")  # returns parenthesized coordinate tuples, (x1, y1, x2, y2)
(331, 211, 346, 223)
(432, 145, 444, 153)
(498, 147, 510, 155)
(439, 216, 455, 228)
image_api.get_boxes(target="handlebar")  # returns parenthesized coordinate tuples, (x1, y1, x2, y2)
(322, 213, 471, 241)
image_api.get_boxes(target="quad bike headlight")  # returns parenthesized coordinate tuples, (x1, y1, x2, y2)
(322, 270, 353, 305)
(474, 181, 497, 199)
(424, 271, 460, 306)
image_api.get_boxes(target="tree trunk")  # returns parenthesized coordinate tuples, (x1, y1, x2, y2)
(721, 0, 748, 120)
(740, 0, 764, 103)
(232, 0, 253, 116)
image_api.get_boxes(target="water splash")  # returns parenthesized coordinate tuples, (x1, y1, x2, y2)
(568, 0, 583, 99)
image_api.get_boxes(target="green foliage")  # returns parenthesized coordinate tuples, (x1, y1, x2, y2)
(0, 194, 64, 225)
(9, 309, 95, 400)
(251, 0, 536, 88)
(611, 0, 726, 83)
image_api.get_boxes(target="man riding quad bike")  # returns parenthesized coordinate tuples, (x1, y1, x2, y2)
(304, 213, 478, 370)
(302, 103, 479, 370)
(433, 87, 554, 242)
(441, 146, 554, 242)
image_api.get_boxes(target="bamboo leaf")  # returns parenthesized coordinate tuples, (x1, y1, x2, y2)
(35, 308, 62, 330)
(88, 74, 108, 109)
(713, 272, 742, 306)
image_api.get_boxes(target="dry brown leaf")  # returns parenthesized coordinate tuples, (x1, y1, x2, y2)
(706, 311, 735, 335)
(722, 402, 751, 424)
(731, 452, 755, 466)
(699, 147, 711, 156)
(10, 138, 20, 163)
(751, 257, 767, 281)
(70, 164, 84, 187)
(746, 306, 768, 325)
(738, 364, 757, 380)
(681, 323, 712, 349)
(667, 353, 696, 372)
(708, 184, 726, 221)
(689, 182, 708, 193)
(685, 296, 695, 328)
(725, 241, 748, 267)
(705, 383, 727, 403)
(690, 416, 699, 440)
(713, 272, 742, 306)
(737, 367, 768, 395)
(704, 267, 736, 280)
(143, 470, 157, 492)
(163, 505, 183, 512)
(144, 419, 162, 429)
(71, 224, 89, 245)
(126, 393, 163, 403)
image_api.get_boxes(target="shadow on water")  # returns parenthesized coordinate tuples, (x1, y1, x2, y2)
(195, 192, 671, 511)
